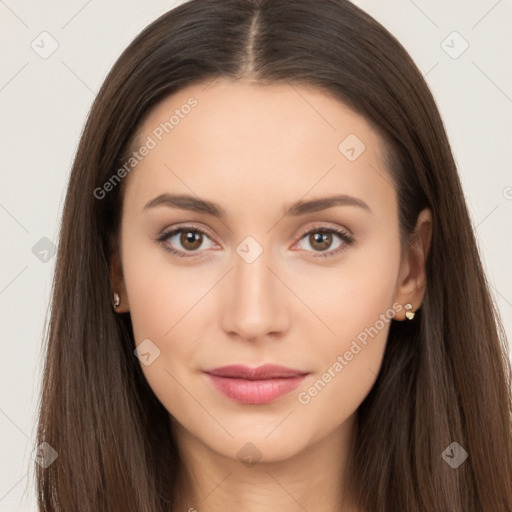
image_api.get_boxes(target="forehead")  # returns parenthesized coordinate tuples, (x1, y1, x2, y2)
(122, 78, 394, 217)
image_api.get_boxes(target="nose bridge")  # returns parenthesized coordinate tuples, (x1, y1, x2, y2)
(222, 238, 288, 339)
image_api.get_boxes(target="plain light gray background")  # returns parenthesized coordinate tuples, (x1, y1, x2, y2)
(1, 1, 511, 510)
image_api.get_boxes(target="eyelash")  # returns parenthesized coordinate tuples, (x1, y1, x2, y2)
(156, 224, 354, 259)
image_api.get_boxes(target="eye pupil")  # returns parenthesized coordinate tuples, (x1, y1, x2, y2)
(310, 232, 332, 251)
(181, 230, 202, 250)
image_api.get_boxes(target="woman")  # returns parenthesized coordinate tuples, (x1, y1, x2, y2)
(35, 0, 512, 510)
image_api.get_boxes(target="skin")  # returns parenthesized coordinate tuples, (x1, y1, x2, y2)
(111, 78, 432, 512)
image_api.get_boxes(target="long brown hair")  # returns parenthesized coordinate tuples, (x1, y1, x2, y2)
(35, 0, 512, 510)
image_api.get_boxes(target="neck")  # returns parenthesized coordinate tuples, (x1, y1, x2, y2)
(171, 413, 361, 512)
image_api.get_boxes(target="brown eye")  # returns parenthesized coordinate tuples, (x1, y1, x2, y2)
(296, 225, 354, 258)
(180, 230, 203, 251)
(158, 226, 216, 257)
(308, 231, 333, 252)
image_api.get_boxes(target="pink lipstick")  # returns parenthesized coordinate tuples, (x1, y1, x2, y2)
(203, 364, 309, 404)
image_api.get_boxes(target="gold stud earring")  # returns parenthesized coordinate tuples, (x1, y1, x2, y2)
(113, 292, 121, 309)
(404, 303, 415, 320)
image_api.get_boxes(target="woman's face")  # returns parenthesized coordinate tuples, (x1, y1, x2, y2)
(113, 78, 422, 463)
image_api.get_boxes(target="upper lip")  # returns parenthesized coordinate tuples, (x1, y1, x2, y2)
(203, 364, 309, 380)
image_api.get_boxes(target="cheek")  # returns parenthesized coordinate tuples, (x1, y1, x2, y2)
(294, 300, 396, 443)
(123, 268, 197, 422)
(120, 242, 215, 412)
(121, 224, 209, 343)
(293, 237, 401, 414)
(303, 238, 401, 350)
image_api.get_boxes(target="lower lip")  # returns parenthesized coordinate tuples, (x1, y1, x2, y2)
(205, 373, 307, 404)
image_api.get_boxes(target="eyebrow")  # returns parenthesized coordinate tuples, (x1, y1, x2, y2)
(143, 193, 372, 218)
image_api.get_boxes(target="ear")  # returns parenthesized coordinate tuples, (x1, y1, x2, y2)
(394, 208, 432, 320)
(110, 239, 130, 313)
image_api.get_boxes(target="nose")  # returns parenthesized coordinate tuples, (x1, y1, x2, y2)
(220, 245, 290, 343)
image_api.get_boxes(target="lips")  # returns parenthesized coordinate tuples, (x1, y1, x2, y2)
(204, 364, 308, 379)
(203, 364, 309, 404)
